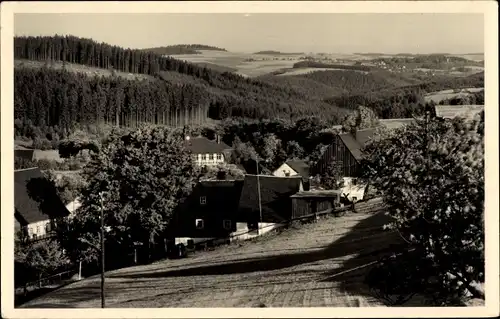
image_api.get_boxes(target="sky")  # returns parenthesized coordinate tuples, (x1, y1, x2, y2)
(14, 13, 484, 54)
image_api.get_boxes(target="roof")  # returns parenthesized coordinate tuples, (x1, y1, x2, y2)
(290, 190, 342, 198)
(15, 149, 34, 161)
(339, 133, 363, 162)
(338, 129, 376, 162)
(284, 160, 310, 179)
(435, 105, 484, 120)
(185, 136, 232, 154)
(238, 175, 303, 223)
(15, 168, 70, 224)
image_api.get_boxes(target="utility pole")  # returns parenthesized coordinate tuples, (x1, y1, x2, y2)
(256, 158, 263, 233)
(99, 192, 106, 309)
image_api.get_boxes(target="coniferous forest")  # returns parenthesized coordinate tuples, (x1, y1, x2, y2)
(14, 35, 349, 132)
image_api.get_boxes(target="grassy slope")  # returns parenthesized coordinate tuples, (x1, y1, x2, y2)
(21, 198, 418, 308)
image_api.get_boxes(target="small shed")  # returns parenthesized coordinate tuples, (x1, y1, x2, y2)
(291, 190, 343, 220)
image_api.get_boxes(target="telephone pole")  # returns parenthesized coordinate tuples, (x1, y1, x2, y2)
(100, 192, 106, 308)
(256, 158, 263, 232)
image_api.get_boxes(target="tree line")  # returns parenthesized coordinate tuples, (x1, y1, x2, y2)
(142, 44, 227, 55)
(15, 67, 209, 132)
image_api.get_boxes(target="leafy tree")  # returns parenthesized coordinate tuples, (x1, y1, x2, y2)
(342, 105, 380, 133)
(15, 238, 70, 284)
(259, 133, 281, 166)
(311, 160, 344, 190)
(199, 163, 245, 181)
(361, 112, 484, 304)
(57, 126, 199, 264)
(285, 140, 305, 159)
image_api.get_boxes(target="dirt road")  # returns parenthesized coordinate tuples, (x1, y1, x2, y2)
(22, 198, 399, 308)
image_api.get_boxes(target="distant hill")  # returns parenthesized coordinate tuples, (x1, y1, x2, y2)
(253, 50, 304, 55)
(292, 61, 372, 72)
(142, 44, 227, 55)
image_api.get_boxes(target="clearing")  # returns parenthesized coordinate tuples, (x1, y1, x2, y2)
(21, 198, 410, 308)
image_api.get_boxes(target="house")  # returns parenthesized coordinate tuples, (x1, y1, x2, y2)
(313, 128, 376, 201)
(272, 159, 311, 190)
(184, 135, 233, 167)
(237, 175, 304, 235)
(173, 179, 244, 245)
(290, 190, 343, 220)
(14, 167, 70, 242)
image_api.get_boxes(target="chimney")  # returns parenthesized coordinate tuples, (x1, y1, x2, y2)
(215, 134, 221, 144)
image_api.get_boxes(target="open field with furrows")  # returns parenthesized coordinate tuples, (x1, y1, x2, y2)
(424, 87, 484, 103)
(14, 59, 155, 81)
(21, 198, 413, 308)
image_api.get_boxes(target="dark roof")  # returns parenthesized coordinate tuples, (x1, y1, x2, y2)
(15, 168, 70, 224)
(291, 190, 342, 198)
(185, 136, 232, 154)
(338, 129, 376, 162)
(238, 175, 303, 223)
(15, 149, 34, 161)
(285, 160, 310, 179)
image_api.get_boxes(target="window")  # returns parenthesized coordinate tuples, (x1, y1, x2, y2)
(195, 219, 204, 229)
(223, 219, 232, 230)
(284, 170, 290, 177)
(28, 227, 33, 236)
(45, 223, 51, 233)
(200, 196, 207, 205)
(32, 233, 38, 239)
(210, 154, 215, 160)
(352, 178, 358, 186)
(217, 154, 222, 161)
(36, 226, 40, 234)
(352, 197, 358, 202)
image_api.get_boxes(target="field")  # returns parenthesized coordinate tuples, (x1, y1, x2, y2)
(424, 87, 484, 104)
(20, 198, 418, 308)
(173, 50, 301, 77)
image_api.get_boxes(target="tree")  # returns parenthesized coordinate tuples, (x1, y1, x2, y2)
(58, 126, 200, 264)
(285, 140, 305, 160)
(260, 133, 281, 166)
(199, 163, 245, 181)
(342, 105, 380, 133)
(361, 112, 484, 304)
(15, 238, 70, 285)
(311, 160, 344, 190)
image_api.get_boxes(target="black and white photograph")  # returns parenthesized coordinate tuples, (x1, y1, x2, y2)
(1, 1, 498, 317)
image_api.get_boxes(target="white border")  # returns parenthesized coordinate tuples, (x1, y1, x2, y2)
(1, 1, 498, 318)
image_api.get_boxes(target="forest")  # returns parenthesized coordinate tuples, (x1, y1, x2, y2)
(142, 44, 227, 55)
(292, 60, 372, 72)
(14, 35, 484, 143)
(14, 35, 349, 132)
(324, 72, 484, 118)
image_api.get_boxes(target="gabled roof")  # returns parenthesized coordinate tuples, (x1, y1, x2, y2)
(238, 175, 303, 223)
(284, 160, 310, 179)
(15, 168, 70, 224)
(338, 128, 376, 162)
(185, 136, 232, 154)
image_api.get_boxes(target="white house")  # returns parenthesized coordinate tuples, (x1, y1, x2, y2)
(15, 167, 70, 242)
(185, 135, 233, 167)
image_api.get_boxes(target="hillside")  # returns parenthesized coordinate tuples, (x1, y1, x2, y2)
(141, 44, 227, 55)
(14, 35, 350, 132)
(22, 199, 414, 308)
(254, 50, 304, 55)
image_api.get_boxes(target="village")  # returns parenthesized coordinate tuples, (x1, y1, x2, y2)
(5, 7, 490, 311)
